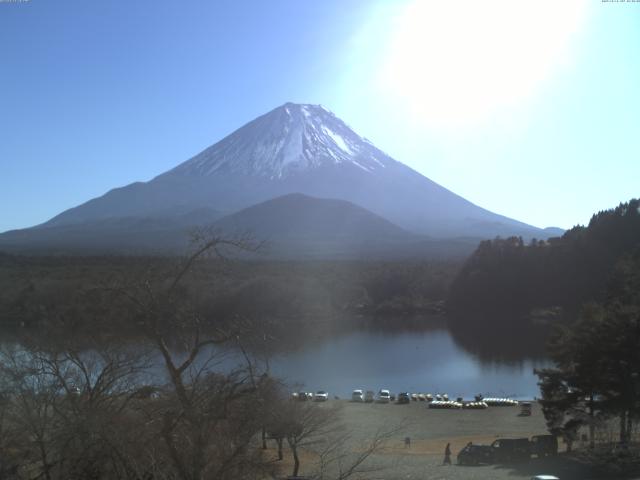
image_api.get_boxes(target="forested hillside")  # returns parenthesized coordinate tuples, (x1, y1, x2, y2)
(0, 255, 458, 350)
(447, 199, 640, 333)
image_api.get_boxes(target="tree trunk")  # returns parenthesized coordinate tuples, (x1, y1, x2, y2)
(588, 395, 595, 449)
(37, 439, 52, 480)
(293, 447, 300, 477)
(192, 429, 206, 480)
(288, 438, 300, 477)
(620, 411, 627, 444)
(277, 438, 283, 460)
(262, 427, 267, 450)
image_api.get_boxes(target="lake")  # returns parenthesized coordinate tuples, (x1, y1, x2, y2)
(223, 328, 548, 400)
(2, 323, 547, 401)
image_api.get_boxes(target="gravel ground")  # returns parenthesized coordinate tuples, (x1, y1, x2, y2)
(268, 400, 607, 480)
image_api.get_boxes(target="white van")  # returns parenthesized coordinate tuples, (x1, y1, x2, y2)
(377, 389, 391, 403)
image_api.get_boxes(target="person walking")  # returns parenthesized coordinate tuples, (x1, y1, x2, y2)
(443, 442, 452, 465)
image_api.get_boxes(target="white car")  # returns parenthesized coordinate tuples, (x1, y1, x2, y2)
(352, 389, 364, 402)
(314, 390, 328, 402)
(377, 389, 391, 403)
(531, 476, 559, 480)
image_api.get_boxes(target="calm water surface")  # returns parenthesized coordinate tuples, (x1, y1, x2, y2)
(6, 326, 546, 400)
(231, 329, 547, 400)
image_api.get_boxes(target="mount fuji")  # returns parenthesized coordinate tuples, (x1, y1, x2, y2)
(0, 103, 560, 256)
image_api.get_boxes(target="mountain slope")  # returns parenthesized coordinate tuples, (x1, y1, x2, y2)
(0, 208, 222, 254)
(210, 193, 480, 259)
(214, 193, 410, 241)
(0, 193, 479, 259)
(35, 103, 551, 240)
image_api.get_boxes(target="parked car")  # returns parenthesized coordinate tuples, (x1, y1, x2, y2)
(352, 389, 364, 402)
(364, 390, 375, 403)
(397, 392, 410, 404)
(520, 401, 533, 416)
(530, 435, 558, 457)
(530, 476, 559, 480)
(377, 389, 391, 403)
(457, 444, 493, 465)
(297, 391, 309, 401)
(314, 390, 328, 402)
(491, 438, 531, 463)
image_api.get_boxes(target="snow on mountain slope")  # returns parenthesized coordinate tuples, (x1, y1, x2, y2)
(166, 103, 392, 179)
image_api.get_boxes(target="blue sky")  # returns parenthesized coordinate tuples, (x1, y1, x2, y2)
(1, 0, 638, 232)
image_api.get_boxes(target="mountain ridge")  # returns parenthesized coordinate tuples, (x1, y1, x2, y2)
(0, 193, 482, 259)
(0, 102, 563, 254)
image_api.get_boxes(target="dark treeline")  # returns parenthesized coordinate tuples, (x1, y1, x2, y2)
(535, 247, 640, 475)
(0, 253, 459, 350)
(447, 199, 640, 332)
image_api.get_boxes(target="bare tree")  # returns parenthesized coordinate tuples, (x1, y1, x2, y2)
(0, 338, 151, 480)
(265, 396, 403, 480)
(281, 402, 343, 478)
(105, 232, 273, 480)
(313, 423, 403, 480)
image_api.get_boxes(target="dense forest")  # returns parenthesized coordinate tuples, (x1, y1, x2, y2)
(447, 199, 640, 346)
(0, 253, 458, 351)
(536, 244, 640, 475)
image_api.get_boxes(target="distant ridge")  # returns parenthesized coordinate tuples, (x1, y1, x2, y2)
(0, 102, 563, 255)
(0, 193, 480, 259)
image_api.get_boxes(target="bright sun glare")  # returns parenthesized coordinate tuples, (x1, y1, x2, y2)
(375, 0, 589, 127)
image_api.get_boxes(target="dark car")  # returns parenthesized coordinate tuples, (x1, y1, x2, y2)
(457, 444, 493, 465)
(530, 435, 558, 457)
(397, 392, 411, 404)
(491, 438, 531, 463)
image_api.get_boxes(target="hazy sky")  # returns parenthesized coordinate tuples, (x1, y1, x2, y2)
(1, 0, 638, 232)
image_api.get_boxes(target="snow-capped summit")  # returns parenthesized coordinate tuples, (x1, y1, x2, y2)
(166, 103, 392, 179)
